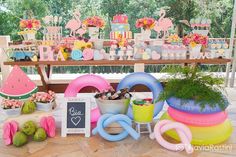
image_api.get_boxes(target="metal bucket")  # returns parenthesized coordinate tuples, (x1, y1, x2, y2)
(96, 99, 130, 115)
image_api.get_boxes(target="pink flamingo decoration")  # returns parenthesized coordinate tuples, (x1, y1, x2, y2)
(154, 9, 173, 38)
(65, 10, 81, 36)
(76, 24, 87, 37)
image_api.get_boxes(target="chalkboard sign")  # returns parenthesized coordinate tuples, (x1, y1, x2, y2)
(61, 98, 91, 137)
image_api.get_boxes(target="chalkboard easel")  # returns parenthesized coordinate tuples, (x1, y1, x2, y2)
(61, 97, 91, 137)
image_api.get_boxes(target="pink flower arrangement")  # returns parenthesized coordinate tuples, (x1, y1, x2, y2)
(83, 16, 105, 28)
(182, 33, 208, 47)
(135, 17, 155, 30)
(30, 90, 56, 103)
(20, 19, 41, 30)
(1, 99, 23, 109)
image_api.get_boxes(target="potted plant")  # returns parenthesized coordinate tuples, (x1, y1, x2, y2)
(83, 16, 105, 39)
(30, 90, 56, 112)
(1, 99, 23, 117)
(18, 19, 41, 40)
(158, 66, 228, 113)
(182, 33, 208, 59)
(135, 17, 155, 40)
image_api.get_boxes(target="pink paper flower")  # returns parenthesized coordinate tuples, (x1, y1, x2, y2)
(3, 121, 19, 145)
(40, 116, 56, 137)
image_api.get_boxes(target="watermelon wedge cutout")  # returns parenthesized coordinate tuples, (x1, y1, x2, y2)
(0, 65, 38, 100)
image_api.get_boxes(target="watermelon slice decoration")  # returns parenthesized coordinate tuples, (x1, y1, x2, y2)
(0, 65, 38, 99)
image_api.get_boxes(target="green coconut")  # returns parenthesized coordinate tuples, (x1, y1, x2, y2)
(13, 131, 28, 147)
(21, 121, 37, 136)
(22, 100, 36, 114)
(33, 128, 47, 142)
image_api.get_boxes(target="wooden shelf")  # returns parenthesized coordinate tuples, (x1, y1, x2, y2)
(3, 58, 231, 66)
(3, 58, 231, 91)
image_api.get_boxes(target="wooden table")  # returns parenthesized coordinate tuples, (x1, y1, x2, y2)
(4, 59, 231, 90)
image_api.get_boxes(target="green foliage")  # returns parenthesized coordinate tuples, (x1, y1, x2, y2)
(158, 66, 227, 110)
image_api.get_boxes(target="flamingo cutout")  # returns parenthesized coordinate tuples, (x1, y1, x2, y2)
(76, 24, 87, 37)
(65, 10, 81, 36)
(154, 9, 173, 38)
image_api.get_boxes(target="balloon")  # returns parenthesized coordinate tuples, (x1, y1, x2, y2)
(150, 120, 193, 154)
(64, 74, 112, 123)
(117, 72, 164, 119)
(167, 97, 229, 114)
(161, 112, 233, 145)
(168, 107, 227, 127)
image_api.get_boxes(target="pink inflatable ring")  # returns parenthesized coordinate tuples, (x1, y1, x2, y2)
(64, 74, 112, 123)
(168, 107, 228, 127)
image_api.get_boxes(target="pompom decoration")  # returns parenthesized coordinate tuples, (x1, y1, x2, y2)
(3, 121, 18, 145)
(40, 116, 56, 137)
(83, 48, 94, 60)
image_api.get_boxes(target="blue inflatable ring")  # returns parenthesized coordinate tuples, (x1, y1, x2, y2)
(167, 97, 229, 114)
(117, 72, 164, 119)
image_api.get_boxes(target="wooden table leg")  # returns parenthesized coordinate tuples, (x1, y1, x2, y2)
(35, 65, 48, 91)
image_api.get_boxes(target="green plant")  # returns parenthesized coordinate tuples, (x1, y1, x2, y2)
(158, 66, 227, 110)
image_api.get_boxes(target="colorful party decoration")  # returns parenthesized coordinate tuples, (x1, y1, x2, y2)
(93, 49, 104, 60)
(0, 66, 38, 100)
(64, 74, 112, 123)
(168, 107, 228, 127)
(154, 9, 173, 38)
(83, 48, 94, 60)
(117, 72, 164, 119)
(167, 97, 229, 114)
(150, 120, 193, 154)
(2, 121, 19, 145)
(65, 10, 82, 36)
(161, 112, 233, 145)
(92, 114, 140, 141)
(39, 46, 54, 61)
(71, 49, 83, 60)
(40, 116, 56, 138)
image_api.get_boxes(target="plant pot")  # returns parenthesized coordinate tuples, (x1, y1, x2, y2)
(141, 28, 151, 40)
(36, 101, 56, 112)
(96, 99, 130, 115)
(133, 104, 154, 123)
(88, 27, 99, 39)
(3, 108, 21, 117)
(189, 44, 202, 59)
(23, 33, 36, 40)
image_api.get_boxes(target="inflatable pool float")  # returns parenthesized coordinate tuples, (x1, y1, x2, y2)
(167, 97, 229, 114)
(117, 72, 164, 119)
(160, 112, 233, 145)
(168, 107, 228, 126)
